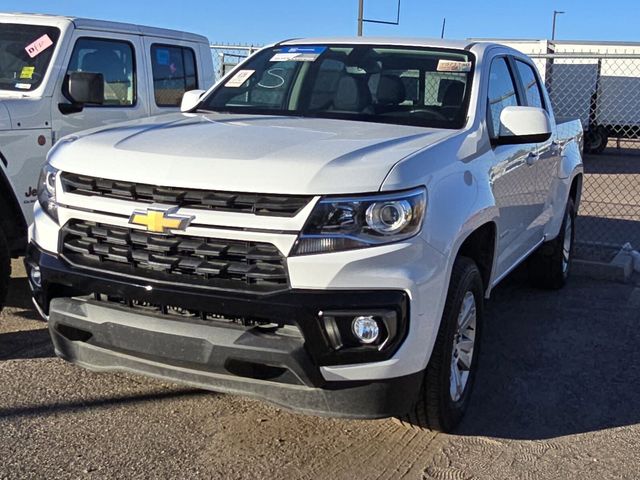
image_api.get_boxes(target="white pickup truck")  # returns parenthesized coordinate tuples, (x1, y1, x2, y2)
(0, 13, 214, 309)
(26, 38, 583, 432)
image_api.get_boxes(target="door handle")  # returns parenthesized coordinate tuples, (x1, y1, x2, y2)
(526, 152, 540, 166)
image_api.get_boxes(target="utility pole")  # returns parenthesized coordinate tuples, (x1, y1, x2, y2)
(440, 17, 446, 39)
(357, 0, 401, 36)
(552, 10, 565, 40)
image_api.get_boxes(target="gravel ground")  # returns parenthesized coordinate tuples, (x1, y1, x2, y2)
(1, 259, 639, 480)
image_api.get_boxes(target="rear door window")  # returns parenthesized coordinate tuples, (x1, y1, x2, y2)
(151, 44, 198, 106)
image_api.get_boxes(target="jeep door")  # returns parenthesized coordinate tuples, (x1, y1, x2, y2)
(52, 31, 150, 140)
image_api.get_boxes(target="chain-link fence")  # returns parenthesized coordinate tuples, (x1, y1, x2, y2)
(210, 44, 262, 82)
(530, 51, 640, 249)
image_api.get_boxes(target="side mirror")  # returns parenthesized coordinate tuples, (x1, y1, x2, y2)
(180, 89, 206, 113)
(494, 106, 552, 145)
(66, 72, 104, 105)
(59, 72, 104, 115)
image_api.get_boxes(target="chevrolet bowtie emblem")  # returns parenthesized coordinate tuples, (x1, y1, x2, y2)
(129, 207, 194, 233)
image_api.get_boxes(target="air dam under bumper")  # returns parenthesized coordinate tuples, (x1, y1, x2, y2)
(48, 297, 421, 419)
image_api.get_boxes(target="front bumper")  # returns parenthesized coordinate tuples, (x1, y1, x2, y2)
(27, 244, 422, 418)
(47, 296, 421, 418)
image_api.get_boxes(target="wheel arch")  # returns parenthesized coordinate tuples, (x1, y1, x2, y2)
(454, 221, 498, 299)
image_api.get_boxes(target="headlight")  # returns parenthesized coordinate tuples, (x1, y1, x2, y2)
(292, 187, 426, 255)
(37, 164, 59, 222)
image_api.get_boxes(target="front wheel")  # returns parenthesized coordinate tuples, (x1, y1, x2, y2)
(395, 256, 484, 432)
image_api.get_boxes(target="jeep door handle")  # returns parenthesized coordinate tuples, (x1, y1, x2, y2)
(526, 152, 540, 166)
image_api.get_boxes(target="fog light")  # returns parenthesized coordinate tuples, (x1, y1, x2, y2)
(352, 315, 380, 344)
(30, 265, 42, 288)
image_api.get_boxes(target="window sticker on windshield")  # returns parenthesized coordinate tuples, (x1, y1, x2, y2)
(225, 69, 255, 87)
(437, 60, 472, 72)
(15, 83, 32, 90)
(270, 46, 326, 62)
(25, 34, 54, 58)
(20, 66, 35, 80)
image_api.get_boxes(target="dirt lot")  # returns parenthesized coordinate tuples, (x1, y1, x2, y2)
(1, 259, 639, 480)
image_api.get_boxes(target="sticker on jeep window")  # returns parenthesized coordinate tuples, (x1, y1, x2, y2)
(225, 69, 255, 87)
(156, 48, 170, 66)
(270, 46, 326, 62)
(437, 60, 472, 72)
(25, 34, 54, 58)
(15, 83, 32, 90)
(20, 66, 35, 79)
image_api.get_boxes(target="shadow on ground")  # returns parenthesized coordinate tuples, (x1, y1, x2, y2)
(458, 267, 640, 440)
(3, 276, 40, 320)
(0, 328, 53, 361)
(0, 389, 209, 420)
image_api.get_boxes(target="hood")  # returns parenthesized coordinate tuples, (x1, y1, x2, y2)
(51, 113, 455, 194)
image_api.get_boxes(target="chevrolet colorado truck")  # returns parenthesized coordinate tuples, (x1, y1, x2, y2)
(26, 38, 583, 432)
(0, 13, 214, 310)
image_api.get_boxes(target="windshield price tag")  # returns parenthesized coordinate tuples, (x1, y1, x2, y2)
(270, 46, 326, 62)
(25, 34, 54, 58)
(225, 69, 255, 87)
(437, 60, 472, 72)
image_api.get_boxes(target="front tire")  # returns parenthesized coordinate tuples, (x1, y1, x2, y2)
(528, 198, 576, 290)
(0, 227, 10, 313)
(396, 256, 484, 432)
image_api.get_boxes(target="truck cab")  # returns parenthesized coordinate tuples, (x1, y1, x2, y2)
(0, 13, 214, 307)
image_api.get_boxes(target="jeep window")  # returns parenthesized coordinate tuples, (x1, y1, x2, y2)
(486, 57, 520, 139)
(200, 45, 474, 129)
(0, 24, 60, 91)
(66, 38, 136, 106)
(151, 44, 198, 106)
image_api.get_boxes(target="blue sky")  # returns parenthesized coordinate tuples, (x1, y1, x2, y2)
(8, 0, 640, 45)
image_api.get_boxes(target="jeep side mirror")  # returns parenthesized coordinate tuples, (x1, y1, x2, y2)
(494, 106, 552, 145)
(59, 72, 104, 114)
(180, 89, 206, 113)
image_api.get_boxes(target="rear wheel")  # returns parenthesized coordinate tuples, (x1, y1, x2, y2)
(528, 198, 576, 290)
(0, 227, 10, 313)
(584, 126, 608, 154)
(395, 256, 483, 432)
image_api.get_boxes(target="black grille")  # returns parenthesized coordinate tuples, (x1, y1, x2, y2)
(61, 220, 289, 292)
(92, 293, 289, 329)
(60, 172, 311, 217)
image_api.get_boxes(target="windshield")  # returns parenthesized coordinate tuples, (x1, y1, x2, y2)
(0, 23, 60, 92)
(201, 44, 474, 129)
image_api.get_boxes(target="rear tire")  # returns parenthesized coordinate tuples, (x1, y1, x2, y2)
(0, 227, 10, 313)
(584, 126, 608, 154)
(395, 256, 484, 432)
(528, 198, 576, 290)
